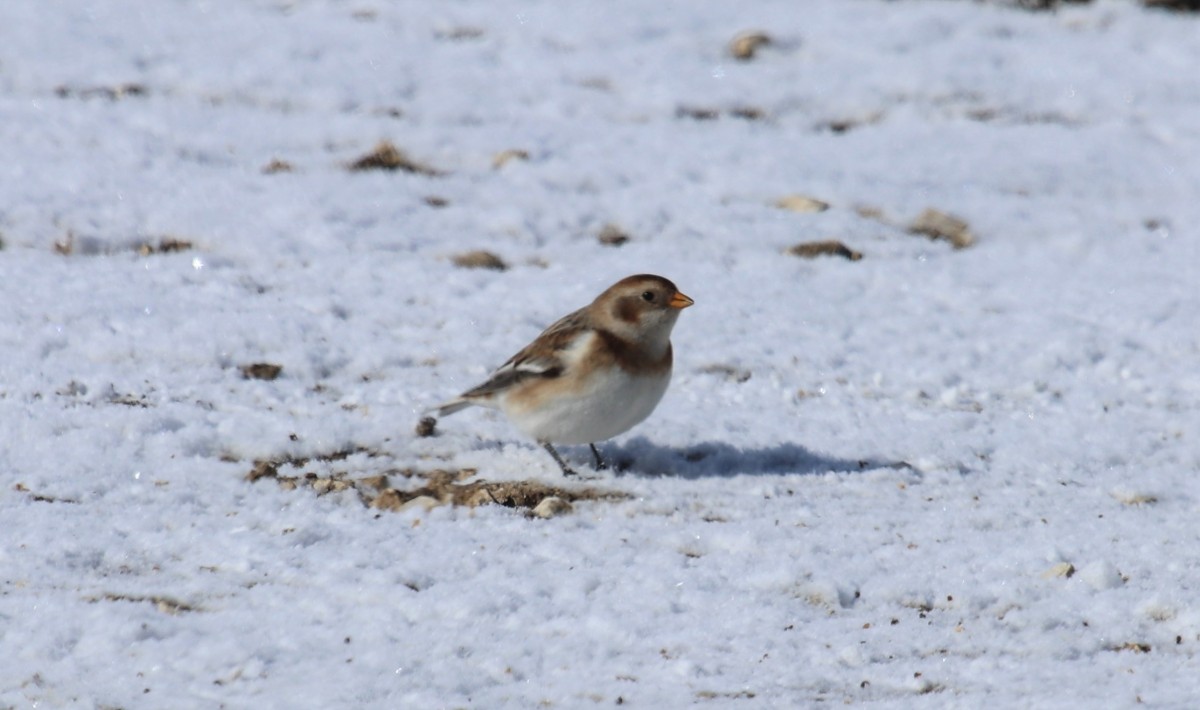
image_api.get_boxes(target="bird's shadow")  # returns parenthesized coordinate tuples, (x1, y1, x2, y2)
(587, 436, 911, 479)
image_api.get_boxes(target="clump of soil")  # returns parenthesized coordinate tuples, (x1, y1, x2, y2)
(908, 208, 976, 249)
(597, 223, 630, 247)
(785, 240, 863, 261)
(729, 31, 772, 60)
(241, 363, 283, 381)
(451, 250, 508, 271)
(348, 141, 442, 176)
(245, 453, 628, 517)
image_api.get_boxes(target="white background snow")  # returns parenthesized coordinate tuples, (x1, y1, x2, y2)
(2, 0, 1199, 706)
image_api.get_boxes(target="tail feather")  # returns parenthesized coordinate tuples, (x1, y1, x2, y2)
(428, 398, 474, 418)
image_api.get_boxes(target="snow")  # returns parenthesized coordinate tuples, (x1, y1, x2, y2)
(2, 0, 1199, 706)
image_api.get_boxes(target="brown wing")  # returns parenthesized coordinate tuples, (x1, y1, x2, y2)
(458, 307, 590, 399)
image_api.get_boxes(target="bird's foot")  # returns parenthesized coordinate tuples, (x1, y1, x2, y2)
(589, 443, 609, 471)
(541, 442, 578, 477)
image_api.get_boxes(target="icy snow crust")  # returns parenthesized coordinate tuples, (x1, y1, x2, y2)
(2, 1, 1199, 706)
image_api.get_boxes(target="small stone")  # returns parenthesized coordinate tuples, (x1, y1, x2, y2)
(1040, 562, 1076, 579)
(451, 468, 478, 481)
(909, 208, 976, 249)
(676, 106, 720, 121)
(152, 597, 196, 615)
(262, 158, 294, 174)
(155, 238, 193, 253)
(348, 141, 441, 176)
(817, 113, 884, 134)
(854, 205, 889, 223)
(241, 363, 283, 381)
(729, 31, 772, 60)
(369, 489, 405, 511)
(452, 250, 508, 271)
(729, 106, 766, 121)
(698, 364, 752, 383)
(135, 238, 193, 256)
(54, 233, 76, 255)
(399, 495, 443, 513)
(55, 82, 148, 100)
(531, 496, 574, 519)
(785, 240, 862, 261)
(597, 223, 630, 247)
(1111, 488, 1158, 506)
(246, 461, 279, 482)
(773, 195, 830, 213)
(415, 417, 437, 438)
(492, 149, 530, 169)
(359, 474, 390, 490)
(463, 488, 496, 508)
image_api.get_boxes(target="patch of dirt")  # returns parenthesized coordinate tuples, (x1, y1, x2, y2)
(261, 158, 295, 174)
(415, 416, 438, 437)
(55, 82, 148, 100)
(108, 391, 151, 407)
(676, 105, 720, 121)
(698, 363, 752, 383)
(54, 232, 195, 257)
(816, 111, 884, 133)
(492, 148, 530, 169)
(729, 30, 771, 60)
(89, 593, 199, 615)
(13, 483, 80, 504)
(773, 195, 830, 213)
(245, 455, 629, 517)
(247, 446, 382, 472)
(136, 238, 193, 255)
(1110, 641, 1152, 653)
(908, 208, 976, 249)
(674, 105, 768, 122)
(347, 140, 442, 176)
(241, 363, 283, 381)
(597, 223, 630, 247)
(452, 250, 508, 271)
(696, 689, 757, 701)
(729, 106, 767, 121)
(785, 240, 863, 261)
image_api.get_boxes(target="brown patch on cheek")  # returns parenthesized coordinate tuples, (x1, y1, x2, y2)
(614, 297, 640, 325)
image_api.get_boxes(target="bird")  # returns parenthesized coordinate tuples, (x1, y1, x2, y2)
(429, 274, 693, 475)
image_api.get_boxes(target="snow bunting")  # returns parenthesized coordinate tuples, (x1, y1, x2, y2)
(431, 274, 693, 475)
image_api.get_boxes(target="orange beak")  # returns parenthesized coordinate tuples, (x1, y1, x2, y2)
(669, 291, 694, 309)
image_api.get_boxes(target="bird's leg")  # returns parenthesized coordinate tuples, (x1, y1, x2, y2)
(541, 442, 577, 477)
(589, 443, 608, 470)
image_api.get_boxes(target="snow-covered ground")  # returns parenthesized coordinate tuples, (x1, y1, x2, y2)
(3, 0, 1199, 706)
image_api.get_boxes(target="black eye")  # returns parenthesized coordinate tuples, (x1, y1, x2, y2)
(641, 291, 655, 302)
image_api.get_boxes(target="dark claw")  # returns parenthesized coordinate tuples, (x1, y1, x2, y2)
(541, 442, 577, 477)
(589, 443, 608, 471)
